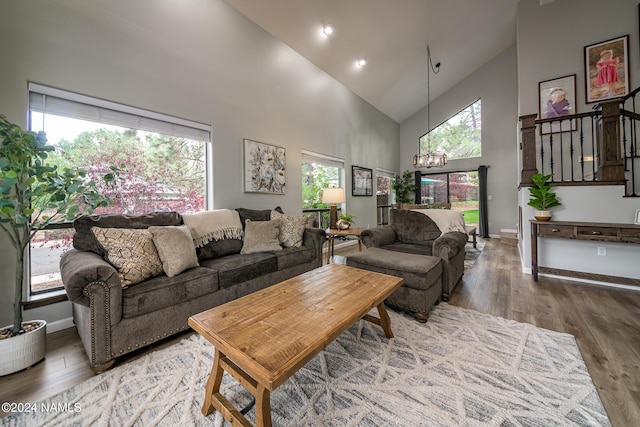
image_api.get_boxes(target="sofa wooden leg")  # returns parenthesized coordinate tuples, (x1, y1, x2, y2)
(91, 359, 115, 374)
(414, 312, 429, 323)
(441, 293, 450, 302)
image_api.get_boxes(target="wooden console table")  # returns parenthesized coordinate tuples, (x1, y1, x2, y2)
(530, 220, 640, 281)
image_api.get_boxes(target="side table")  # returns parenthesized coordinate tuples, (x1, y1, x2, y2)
(325, 227, 364, 264)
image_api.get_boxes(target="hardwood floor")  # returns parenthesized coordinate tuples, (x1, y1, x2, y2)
(1, 238, 639, 425)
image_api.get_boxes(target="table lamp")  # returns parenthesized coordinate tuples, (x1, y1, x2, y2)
(322, 187, 345, 229)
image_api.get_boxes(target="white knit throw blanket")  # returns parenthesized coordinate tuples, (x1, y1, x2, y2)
(182, 209, 243, 248)
(411, 209, 467, 235)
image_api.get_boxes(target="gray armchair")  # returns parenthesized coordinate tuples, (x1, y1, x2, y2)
(361, 209, 467, 299)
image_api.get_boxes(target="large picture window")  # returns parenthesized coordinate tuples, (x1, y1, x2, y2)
(28, 84, 211, 295)
(376, 169, 395, 225)
(419, 99, 481, 160)
(301, 151, 344, 228)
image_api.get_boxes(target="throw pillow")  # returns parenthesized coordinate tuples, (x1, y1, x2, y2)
(240, 219, 283, 254)
(148, 225, 200, 277)
(271, 210, 306, 248)
(91, 227, 164, 287)
(73, 211, 183, 257)
(236, 206, 284, 228)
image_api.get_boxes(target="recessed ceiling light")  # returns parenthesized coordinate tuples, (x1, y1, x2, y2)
(322, 24, 334, 36)
(356, 58, 367, 67)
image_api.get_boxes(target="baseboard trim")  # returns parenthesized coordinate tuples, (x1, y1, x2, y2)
(45, 317, 75, 334)
(539, 267, 640, 289)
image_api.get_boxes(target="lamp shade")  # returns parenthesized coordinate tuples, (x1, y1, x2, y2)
(322, 187, 345, 204)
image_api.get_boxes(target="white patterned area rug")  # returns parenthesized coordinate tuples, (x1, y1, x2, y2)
(1, 303, 610, 427)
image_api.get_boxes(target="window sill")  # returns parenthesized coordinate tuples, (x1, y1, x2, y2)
(23, 289, 68, 310)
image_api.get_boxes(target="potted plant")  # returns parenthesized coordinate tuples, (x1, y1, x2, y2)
(528, 173, 561, 221)
(391, 170, 417, 206)
(0, 114, 117, 376)
(337, 213, 356, 230)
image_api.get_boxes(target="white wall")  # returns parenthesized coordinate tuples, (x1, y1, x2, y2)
(400, 45, 519, 236)
(0, 0, 399, 327)
(517, 0, 640, 280)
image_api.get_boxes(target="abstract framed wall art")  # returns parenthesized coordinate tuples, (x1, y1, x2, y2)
(243, 139, 286, 194)
(584, 35, 629, 103)
(352, 165, 373, 196)
(538, 74, 576, 134)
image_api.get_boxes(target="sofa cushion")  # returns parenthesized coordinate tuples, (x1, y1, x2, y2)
(236, 206, 283, 228)
(200, 252, 278, 288)
(148, 225, 199, 277)
(271, 210, 306, 248)
(390, 209, 441, 244)
(196, 238, 243, 261)
(122, 267, 219, 318)
(73, 211, 183, 257)
(240, 219, 282, 254)
(275, 246, 316, 270)
(91, 227, 164, 287)
(380, 242, 434, 256)
(347, 248, 442, 291)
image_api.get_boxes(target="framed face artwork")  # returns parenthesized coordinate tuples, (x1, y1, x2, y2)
(584, 35, 630, 103)
(243, 139, 286, 194)
(538, 74, 577, 134)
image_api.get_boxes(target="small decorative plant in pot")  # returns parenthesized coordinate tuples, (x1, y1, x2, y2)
(391, 170, 417, 207)
(0, 114, 118, 376)
(336, 213, 356, 230)
(528, 173, 561, 221)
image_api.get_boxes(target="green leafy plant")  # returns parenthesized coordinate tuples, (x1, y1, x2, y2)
(338, 213, 356, 224)
(527, 173, 561, 210)
(391, 170, 417, 204)
(0, 115, 119, 336)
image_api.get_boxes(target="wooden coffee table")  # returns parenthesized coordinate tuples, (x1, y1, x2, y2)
(188, 264, 403, 427)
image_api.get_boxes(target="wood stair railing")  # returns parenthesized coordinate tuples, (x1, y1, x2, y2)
(520, 89, 640, 196)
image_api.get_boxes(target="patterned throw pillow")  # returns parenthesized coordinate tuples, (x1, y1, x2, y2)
(148, 225, 199, 277)
(271, 210, 306, 248)
(240, 219, 283, 254)
(91, 227, 164, 287)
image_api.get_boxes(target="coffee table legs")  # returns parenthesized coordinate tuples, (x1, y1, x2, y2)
(362, 302, 394, 338)
(201, 349, 224, 417)
(201, 349, 273, 427)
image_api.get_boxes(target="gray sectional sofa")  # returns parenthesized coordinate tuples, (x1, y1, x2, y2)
(61, 208, 325, 372)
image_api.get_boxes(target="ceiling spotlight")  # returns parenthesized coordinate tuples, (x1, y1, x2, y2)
(356, 58, 367, 67)
(322, 24, 334, 36)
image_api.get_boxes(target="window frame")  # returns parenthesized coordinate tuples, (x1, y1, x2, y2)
(419, 98, 482, 161)
(26, 83, 213, 297)
(301, 150, 345, 229)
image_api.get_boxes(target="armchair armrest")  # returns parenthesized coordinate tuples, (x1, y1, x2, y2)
(303, 227, 327, 262)
(361, 226, 397, 248)
(432, 231, 468, 259)
(60, 249, 123, 324)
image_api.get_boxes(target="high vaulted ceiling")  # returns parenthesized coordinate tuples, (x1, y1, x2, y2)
(223, 0, 519, 123)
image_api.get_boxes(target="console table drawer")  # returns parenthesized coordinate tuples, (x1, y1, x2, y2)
(538, 224, 574, 238)
(621, 228, 640, 243)
(576, 226, 618, 241)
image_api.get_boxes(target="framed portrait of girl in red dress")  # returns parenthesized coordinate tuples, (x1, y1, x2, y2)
(584, 35, 630, 103)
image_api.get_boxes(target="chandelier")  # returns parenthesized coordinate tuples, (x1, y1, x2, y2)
(413, 151, 447, 168)
(414, 45, 447, 169)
